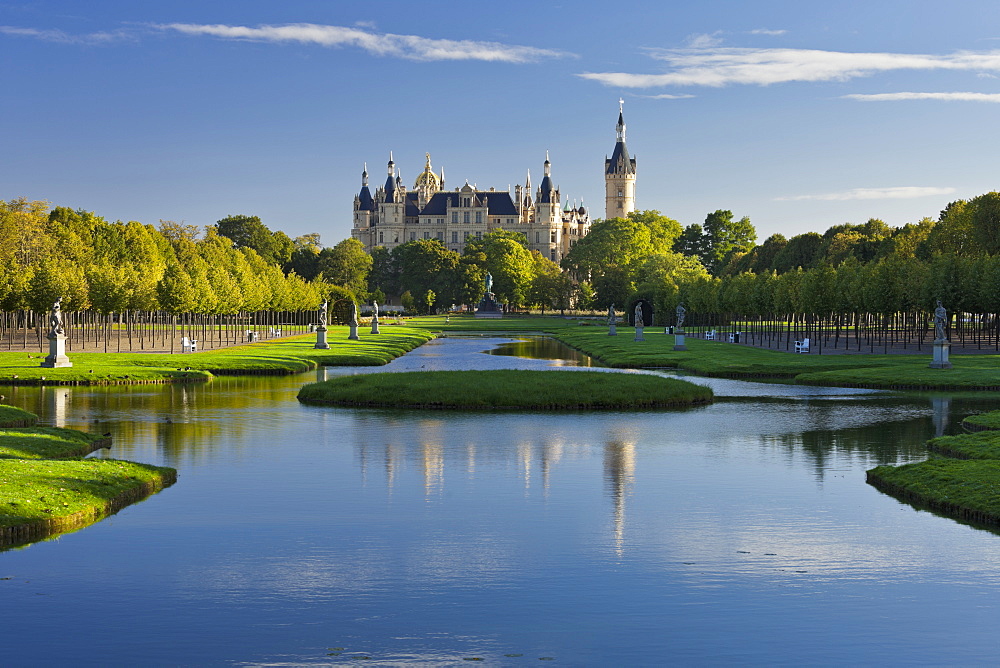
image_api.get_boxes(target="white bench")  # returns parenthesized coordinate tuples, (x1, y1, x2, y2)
(704, 330, 717, 340)
(795, 337, 810, 353)
(181, 336, 197, 352)
(728, 332, 741, 343)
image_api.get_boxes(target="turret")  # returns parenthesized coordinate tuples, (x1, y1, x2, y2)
(605, 99, 637, 219)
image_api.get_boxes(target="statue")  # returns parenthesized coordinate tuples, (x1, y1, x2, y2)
(607, 303, 616, 326)
(634, 303, 644, 328)
(934, 300, 947, 341)
(348, 302, 358, 327)
(372, 301, 380, 323)
(318, 300, 328, 327)
(675, 302, 686, 329)
(49, 297, 64, 336)
(485, 272, 493, 294)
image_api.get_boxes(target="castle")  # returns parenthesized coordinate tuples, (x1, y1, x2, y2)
(351, 106, 636, 262)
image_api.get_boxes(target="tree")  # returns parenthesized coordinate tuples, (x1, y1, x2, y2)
(464, 230, 534, 308)
(215, 214, 293, 266)
(562, 217, 653, 306)
(702, 210, 757, 275)
(673, 223, 711, 264)
(158, 219, 201, 244)
(772, 232, 823, 273)
(395, 239, 461, 307)
(317, 238, 372, 296)
(627, 210, 683, 252)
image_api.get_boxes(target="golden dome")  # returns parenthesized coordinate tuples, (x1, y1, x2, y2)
(414, 152, 440, 191)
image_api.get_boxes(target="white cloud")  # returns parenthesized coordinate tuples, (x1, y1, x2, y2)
(749, 29, 787, 36)
(686, 32, 724, 49)
(844, 91, 1000, 102)
(0, 25, 131, 44)
(156, 22, 572, 63)
(775, 186, 957, 202)
(641, 93, 696, 99)
(579, 47, 1000, 88)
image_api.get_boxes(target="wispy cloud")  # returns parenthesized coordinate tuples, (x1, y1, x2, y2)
(0, 25, 132, 44)
(775, 186, 957, 202)
(640, 93, 696, 99)
(580, 47, 1000, 88)
(155, 22, 573, 63)
(844, 91, 1000, 102)
(685, 32, 724, 49)
(749, 29, 787, 36)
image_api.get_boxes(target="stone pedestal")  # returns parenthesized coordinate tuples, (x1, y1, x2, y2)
(348, 324, 359, 340)
(608, 324, 617, 336)
(673, 333, 687, 351)
(41, 334, 72, 368)
(634, 327, 644, 342)
(929, 340, 952, 369)
(371, 319, 380, 334)
(314, 326, 330, 349)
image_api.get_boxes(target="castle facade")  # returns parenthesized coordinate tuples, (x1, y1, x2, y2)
(351, 107, 636, 261)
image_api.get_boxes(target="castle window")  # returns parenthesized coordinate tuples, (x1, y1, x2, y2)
(550, 250, 556, 261)
(452, 212, 458, 223)
(452, 231, 458, 243)
(410, 232, 416, 241)
(463, 212, 470, 224)
(438, 218, 444, 225)
(618, 202, 623, 209)
(535, 231, 540, 243)
(618, 190, 623, 197)
(551, 231, 557, 243)
(464, 231, 470, 240)
(379, 231, 384, 243)
(423, 232, 429, 239)
(475, 212, 482, 224)
(475, 231, 482, 239)
(437, 232, 443, 241)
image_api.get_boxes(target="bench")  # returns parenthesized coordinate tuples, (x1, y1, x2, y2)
(794, 337, 810, 353)
(181, 336, 197, 353)
(728, 331, 741, 343)
(704, 330, 717, 340)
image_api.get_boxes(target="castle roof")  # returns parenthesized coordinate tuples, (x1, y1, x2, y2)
(421, 191, 518, 216)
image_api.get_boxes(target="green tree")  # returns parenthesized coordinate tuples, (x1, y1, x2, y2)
(316, 238, 372, 296)
(702, 210, 757, 275)
(464, 230, 534, 308)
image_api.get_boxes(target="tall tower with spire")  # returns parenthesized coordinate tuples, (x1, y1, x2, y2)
(605, 99, 637, 220)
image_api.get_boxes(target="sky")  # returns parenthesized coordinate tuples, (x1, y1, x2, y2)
(3, 0, 1000, 246)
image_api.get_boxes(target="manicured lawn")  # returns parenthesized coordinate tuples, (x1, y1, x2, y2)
(547, 328, 1000, 391)
(962, 410, 1000, 431)
(0, 327, 435, 385)
(0, 403, 176, 547)
(0, 405, 38, 427)
(867, 459, 1000, 527)
(0, 427, 109, 459)
(298, 369, 713, 410)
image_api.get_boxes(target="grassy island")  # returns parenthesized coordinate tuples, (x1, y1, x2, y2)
(540, 327, 1000, 391)
(962, 410, 1000, 432)
(297, 369, 713, 410)
(868, 425, 1000, 528)
(0, 405, 176, 548)
(0, 327, 435, 386)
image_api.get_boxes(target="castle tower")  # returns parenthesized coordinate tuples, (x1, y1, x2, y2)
(605, 99, 636, 220)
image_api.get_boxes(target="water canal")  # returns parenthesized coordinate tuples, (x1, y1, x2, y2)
(3, 337, 1000, 666)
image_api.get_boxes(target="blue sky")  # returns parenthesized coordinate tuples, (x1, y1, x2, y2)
(4, 0, 1000, 246)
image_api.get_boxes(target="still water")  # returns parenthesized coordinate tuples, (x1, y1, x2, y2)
(3, 337, 1000, 666)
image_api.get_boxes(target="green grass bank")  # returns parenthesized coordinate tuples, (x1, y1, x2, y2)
(0, 327, 435, 386)
(0, 405, 176, 548)
(297, 369, 713, 410)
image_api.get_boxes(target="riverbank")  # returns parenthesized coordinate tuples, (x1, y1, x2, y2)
(0, 406, 176, 548)
(0, 327, 435, 386)
(297, 369, 713, 410)
(544, 327, 1000, 391)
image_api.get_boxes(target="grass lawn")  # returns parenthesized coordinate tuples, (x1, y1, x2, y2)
(867, 458, 1000, 527)
(298, 369, 713, 410)
(544, 328, 1000, 391)
(0, 405, 38, 427)
(962, 410, 1000, 431)
(0, 404, 176, 547)
(0, 327, 435, 385)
